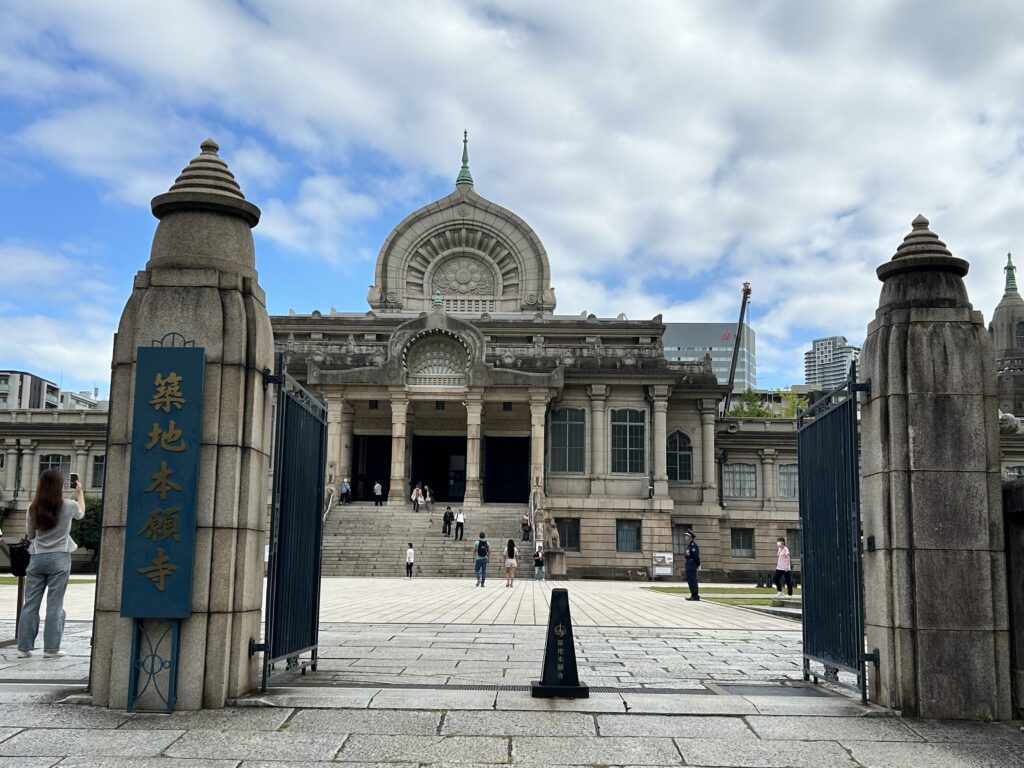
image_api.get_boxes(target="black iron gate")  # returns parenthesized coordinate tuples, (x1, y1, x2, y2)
(251, 354, 328, 690)
(797, 363, 874, 702)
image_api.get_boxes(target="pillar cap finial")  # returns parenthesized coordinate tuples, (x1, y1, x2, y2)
(1004, 252, 1019, 298)
(877, 214, 967, 281)
(456, 130, 474, 187)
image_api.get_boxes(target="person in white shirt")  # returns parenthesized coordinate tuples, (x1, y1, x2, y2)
(454, 508, 466, 541)
(18, 469, 84, 658)
(405, 543, 415, 578)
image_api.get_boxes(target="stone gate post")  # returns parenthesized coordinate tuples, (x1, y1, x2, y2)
(90, 139, 273, 709)
(860, 215, 1010, 719)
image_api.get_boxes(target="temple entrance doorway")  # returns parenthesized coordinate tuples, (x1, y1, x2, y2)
(351, 434, 391, 501)
(482, 436, 530, 503)
(411, 435, 467, 502)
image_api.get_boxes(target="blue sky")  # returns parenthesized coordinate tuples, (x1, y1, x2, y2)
(2, 1, 1024, 395)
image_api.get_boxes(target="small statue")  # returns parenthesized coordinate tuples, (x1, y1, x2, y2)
(999, 410, 1020, 435)
(432, 289, 443, 308)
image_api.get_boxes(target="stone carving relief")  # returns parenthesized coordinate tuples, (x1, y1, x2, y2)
(432, 255, 496, 296)
(404, 330, 471, 385)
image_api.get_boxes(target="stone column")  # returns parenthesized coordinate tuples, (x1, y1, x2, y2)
(91, 139, 274, 710)
(700, 403, 716, 489)
(73, 441, 89, 490)
(388, 392, 408, 504)
(759, 448, 776, 504)
(860, 215, 1010, 719)
(651, 385, 670, 497)
(3, 440, 17, 493)
(588, 385, 607, 495)
(325, 391, 342, 488)
(529, 391, 549, 493)
(338, 401, 354, 490)
(21, 443, 35, 496)
(464, 393, 483, 505)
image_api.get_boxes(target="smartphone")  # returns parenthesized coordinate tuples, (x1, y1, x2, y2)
(69, 473, 79, 489)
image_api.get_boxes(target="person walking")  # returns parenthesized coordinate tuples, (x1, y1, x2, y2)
(405, 543, 415, 578)
(423, 484, 434, 513)
(520, 511, 532, 542)
(339, 477, 351, 505)
(683, 529, 701, 602)
(533, 546, 545, 581)
(473, 532, 490, 587)
(442, 506, 453, 537)
(410, 485, 423, 513)
(774, 537, 793, 597)
(373, 481, 383, 506)
(504, 539, 519, 587)
(453, 508, 466, 541)
(18, 469, 84, 657)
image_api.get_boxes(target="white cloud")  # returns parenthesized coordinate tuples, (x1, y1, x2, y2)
(3, 1, 1024, 387)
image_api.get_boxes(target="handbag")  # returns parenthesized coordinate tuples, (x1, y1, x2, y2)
(8, 542, 29, 578)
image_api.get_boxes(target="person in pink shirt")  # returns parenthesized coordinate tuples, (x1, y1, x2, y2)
(773, 537, 793, 597)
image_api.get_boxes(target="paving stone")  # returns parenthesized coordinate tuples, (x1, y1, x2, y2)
(55, 760, 238, 768)
(512, 735, 681, 764)
(744, 695, 870, 716)
(241, 763, 417, 768)
(844, 740, 1024, 768)
(442, 710, 596, 736)
(369, 689, 496, 710)
(0, 705, 129, 730)
(0, 760, 59, 768)
(676, 737, 860, 767)
(287, 709, 441, 734)
(239, 687, 376, 708)
(746, 714, 923, 742)
(123, 707, 293, 730)
(597, 714, 756, 739)
(902, 718, 1024, 743)
(164, 730, 346, 760)
(0, 729, 184, 757)
(619, 693, 757, 715)
(494, 691, 625, 713)
(339, 734, 509, 763)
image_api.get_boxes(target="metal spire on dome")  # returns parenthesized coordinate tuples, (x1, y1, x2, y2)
(456, 130, 474, 187)
(1005, 252, 1019, 298)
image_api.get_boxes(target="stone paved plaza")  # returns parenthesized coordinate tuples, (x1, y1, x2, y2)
(0, 578, 1020, 766)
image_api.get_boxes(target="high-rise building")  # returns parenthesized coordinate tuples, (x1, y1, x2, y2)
(663, 323, 756, 392)
(803, 336, 860, 389)
(0, 371, 60, 410)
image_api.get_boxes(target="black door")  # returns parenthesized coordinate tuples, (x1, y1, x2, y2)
(411, 435, 467, 502)
(483, 436, 529, 503)
(351, 434, 391, 501)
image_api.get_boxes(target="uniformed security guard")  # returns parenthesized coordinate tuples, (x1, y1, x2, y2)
(683, 530, 701, 601)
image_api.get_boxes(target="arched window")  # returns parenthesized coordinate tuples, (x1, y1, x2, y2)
(1016, 322, 1024, 349)
(667, 431, 693, 483)
(610, 409, 645, 474)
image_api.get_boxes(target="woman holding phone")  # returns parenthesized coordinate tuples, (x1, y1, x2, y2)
(17, 469, 84, 657)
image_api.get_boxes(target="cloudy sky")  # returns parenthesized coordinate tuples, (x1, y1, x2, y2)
(2, 1, 1023, 395)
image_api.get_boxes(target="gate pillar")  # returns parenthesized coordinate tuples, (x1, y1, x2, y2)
(91, 140, 274, 709)
(860, 215, 1010, 719)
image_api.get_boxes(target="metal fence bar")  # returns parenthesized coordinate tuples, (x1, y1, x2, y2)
(797, 364, 868, 703)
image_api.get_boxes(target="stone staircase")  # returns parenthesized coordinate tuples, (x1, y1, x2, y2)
(320, 502, 532, 578)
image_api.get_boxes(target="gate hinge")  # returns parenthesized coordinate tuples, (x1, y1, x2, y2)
(249, 638, 267, 657)
(853, 379, 871, 394)
(262, 367, 282, 392)
(862, 648, 880, 666)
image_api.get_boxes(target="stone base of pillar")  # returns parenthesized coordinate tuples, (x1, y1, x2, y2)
(545, 548, 567, 580)
(653, 479, 669, 498)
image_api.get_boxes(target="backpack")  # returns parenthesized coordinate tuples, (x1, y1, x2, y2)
(476, 540, 489, 557)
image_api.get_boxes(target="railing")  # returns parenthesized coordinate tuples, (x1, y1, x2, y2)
(322, 487, 335, 525)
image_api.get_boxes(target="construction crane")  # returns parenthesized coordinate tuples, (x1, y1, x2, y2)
(722, 281, 752, 415)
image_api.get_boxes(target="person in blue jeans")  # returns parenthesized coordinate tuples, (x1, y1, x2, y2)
(18, 469, 84, 658)
(473, 532, 490, 587)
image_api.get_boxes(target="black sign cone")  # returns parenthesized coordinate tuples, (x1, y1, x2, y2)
(531, 588, 589, 698)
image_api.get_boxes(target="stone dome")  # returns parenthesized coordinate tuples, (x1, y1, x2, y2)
(367, 134, 556, 315)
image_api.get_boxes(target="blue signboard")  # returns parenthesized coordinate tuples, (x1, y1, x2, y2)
(121, 346, 205, 619)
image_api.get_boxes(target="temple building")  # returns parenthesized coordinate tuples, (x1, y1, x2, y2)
(271, 136, 801, 579)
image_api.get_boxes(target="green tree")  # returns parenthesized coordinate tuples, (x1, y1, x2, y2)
(72, 495, 104, 570)
(729, 388, 773, 418)
(777, 388, 809, 418)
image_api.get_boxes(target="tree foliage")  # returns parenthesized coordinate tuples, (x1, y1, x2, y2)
(777, 389, 809, 418)
(71, 494, 104, 568)
(729, 388, 773, 418)
(728, 387, 808, 419)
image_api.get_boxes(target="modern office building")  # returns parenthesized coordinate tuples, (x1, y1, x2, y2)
(663, 323, 756, 393)
(803, 336, 860, 389)
(0, 371, 60, 410)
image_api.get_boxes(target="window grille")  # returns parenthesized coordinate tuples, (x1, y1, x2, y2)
(555, 518, 581, 551)
(611, 409, 645, 474)
(616, 519, 642, 552)
(667, 431, 693, 483)
(731, 527, 755, 558)
(550, 408, 585, 473)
